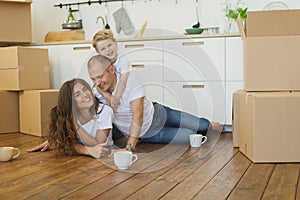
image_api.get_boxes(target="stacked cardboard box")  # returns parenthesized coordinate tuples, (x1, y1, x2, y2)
(0, 46, 58, 137)
(0, 0, 32, 44)
(233, 10, 300, 162)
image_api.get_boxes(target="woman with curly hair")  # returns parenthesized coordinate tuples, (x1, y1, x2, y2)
(28, 78, 114, 158)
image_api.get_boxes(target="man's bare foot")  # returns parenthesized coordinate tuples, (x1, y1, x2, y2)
(210, 122, 224, 133)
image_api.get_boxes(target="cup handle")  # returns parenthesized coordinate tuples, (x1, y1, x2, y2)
(131, 154, 138, 164)
(13, 148, 20, 159)
(201, 136, 208, 144)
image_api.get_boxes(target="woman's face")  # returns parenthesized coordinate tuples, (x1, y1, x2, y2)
(96, 38, 118, 62)
(73, 82, 94, 111)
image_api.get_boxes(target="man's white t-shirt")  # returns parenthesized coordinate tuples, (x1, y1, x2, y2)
(112, 73, 154, 138)
(78, 104, 114, 146)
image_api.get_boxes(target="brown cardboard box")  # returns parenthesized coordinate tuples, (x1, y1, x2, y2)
(245, 9, 300, 37)
(237, 10, 300, 91)
(232, 90, 243, 147)
(19, 89, 58, 137)
(0, 91, 19, 133)
(0, 47, 50, 90)
(239, 91, 300, 163)
(0, 1, 32, 44)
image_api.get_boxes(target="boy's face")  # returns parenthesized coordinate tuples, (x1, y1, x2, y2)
(95, 38, 118, 61)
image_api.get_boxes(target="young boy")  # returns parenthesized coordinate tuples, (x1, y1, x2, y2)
(92, 29, 130, 111)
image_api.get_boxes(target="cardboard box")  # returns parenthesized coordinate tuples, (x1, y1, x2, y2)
(237, 10, 300, 91)
(245, 9, 300, 37)
(0, 91, 19, 133)
(19, 89, 58, 137)
(0, 1, 32, 44)
(232, 90, 243, 147)
(0, 47, 50, 90)
(239, 91, 300, 163)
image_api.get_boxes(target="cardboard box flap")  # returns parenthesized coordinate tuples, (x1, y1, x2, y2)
(237, 14, 246, 41)
(245, 9, 300, 37)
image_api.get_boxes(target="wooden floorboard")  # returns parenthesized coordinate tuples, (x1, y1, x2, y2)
(227, 163, 275, 200)
(1, 132, 300, 199)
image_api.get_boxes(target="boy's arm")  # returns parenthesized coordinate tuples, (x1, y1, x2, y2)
(111, 72, 129, 110)
(115, 72, 129, 99)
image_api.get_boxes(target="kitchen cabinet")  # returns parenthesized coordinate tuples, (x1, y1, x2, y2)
(57, 43, 96, 87)
(164, 81, 225, 123)
(28, 45, 60, 89)
(225, 37, 243, 81)
(163, 38, 225, 82)
(225, 82, 243, 125)
(28, 35, 243, 126)
(225, 37, 243, 125)
(163, 38, 226, 124)
(118, 40, 164, 103)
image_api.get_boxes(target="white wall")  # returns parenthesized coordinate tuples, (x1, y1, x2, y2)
(31, 0, 300, 43)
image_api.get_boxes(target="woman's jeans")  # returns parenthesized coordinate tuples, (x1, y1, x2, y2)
(140, 103, 210, 144)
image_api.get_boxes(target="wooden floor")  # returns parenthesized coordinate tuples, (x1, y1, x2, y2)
(0, 132, 299, 200)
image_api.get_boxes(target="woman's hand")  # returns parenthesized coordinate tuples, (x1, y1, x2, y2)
(27, 141, 49, 152)
(85, 141, 111, 158)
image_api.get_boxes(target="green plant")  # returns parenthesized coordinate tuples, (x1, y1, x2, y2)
(224, 0, 248, 20)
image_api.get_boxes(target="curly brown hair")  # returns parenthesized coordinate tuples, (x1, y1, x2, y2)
(92, 29, 116, 51)
(47, 78, 100, 155)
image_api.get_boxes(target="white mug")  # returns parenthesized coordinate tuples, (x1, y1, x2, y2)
(189, 134, 207, 148)
(113, 151, 138, 170)
(0, 147, 20, 161)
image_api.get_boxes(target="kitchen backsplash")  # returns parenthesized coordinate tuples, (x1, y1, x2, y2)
(31, 0, 300, 43)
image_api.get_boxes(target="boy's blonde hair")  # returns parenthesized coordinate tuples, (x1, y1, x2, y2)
(92, 29, 116, 50)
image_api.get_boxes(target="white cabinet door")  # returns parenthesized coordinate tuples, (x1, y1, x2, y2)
(118, 40, 163, 62)
(57, 43, 97, 87)
(163, 81, 226, 124)
(225, 82, 243, 125)
(118, 40, 164, 103)
(226, 37, 243, 81)
(130, 61, 163, 103)
(28, 45, 60, 89)
(163, 38, 225, 82)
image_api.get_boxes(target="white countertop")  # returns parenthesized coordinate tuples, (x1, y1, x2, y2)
(27, 32, 241, 46)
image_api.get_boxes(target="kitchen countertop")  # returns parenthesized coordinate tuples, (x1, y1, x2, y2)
(27, 32, 241, 46)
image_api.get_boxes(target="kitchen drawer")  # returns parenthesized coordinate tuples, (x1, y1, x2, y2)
(118, 40, 163, 62)
(57, 43, 96, 86)
(163, 81, 225, 124)
(163, 38, 225, 82)
(130, 61, 163, 103)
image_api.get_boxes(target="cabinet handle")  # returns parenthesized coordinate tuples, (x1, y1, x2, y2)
(182, 42, 204, 46)
(131, 64, 145, 68)
(125, 44, 145, 48)
(182, 84, 205, 89)
(73, 46, 91, 51)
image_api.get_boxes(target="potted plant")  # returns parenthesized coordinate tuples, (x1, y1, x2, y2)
(223, 0, 248, 33)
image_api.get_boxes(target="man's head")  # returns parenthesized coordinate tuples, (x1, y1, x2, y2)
(87, 55, 116, 93)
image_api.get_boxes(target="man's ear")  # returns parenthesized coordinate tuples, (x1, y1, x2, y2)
(109, 65, 115, 73)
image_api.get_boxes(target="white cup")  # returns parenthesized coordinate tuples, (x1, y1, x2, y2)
(0, 147, 20, 161)
(113, 151, 138, 170)
(189, 134, 207, 148)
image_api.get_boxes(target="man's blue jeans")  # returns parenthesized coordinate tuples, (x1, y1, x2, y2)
(140, 103, 210, 144)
